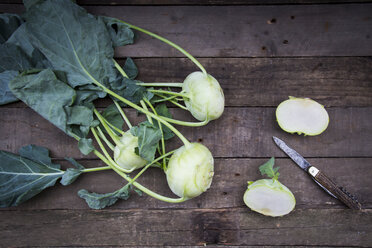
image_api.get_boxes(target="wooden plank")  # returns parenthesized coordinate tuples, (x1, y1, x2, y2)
(0, 107, 371, 159)
(2, 0, 372, 5)
(1, 158, 369, 210)
(0, 208, 371, 246)
(1, 4, 371, 57)
(5, 57, 372, 108)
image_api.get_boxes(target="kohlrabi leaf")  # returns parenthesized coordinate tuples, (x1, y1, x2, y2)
(9, 69, 76, 134)
(78, 138, 95, 155)
(155, 104, 174, 140)
(0, 43, 33, 72)
(78, 185, 132, 209)
(60, 158, 85, 186)
(100, 16, 134, 48)
(0, 70, 19, 105)
(130, 121, 162, 161)
(25, 0, 117, 88)
(19, 144, 60, 170)
(111, 77, 148, 104)
(0, 147, 63, 207)
(0, 13, 23, 44)
(123, 57, 138, 80)
(259, 157, 279, 180)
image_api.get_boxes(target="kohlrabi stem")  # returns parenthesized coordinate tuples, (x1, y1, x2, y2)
(136, 82, 184, 87)
(91, 127, 133, 173)
(96, 126, 115, 151)
(117, 19, 207, 75)
(127, 151, 174, 186)
(149, 89, 189, 98)
(144, 98, 166, 168)
(93, 109, 121, 145)
(152, 93, 179, 103)
(92, 128, 187, 203)
(113, 59, 129, 78)
(81, 166, 111, 173)
(140, 100, 153, 124)
(168, 100, 188, 111)
(91, 76, 190, 147)
(113, 100, 132, 129)
(159, 116, 209, 127)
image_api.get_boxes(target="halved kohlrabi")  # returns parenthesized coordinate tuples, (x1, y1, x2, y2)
(276, 97, 329, 136)
(243, 157, 296, 217)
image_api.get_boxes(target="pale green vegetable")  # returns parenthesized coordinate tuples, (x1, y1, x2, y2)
(276, 97, 329, 136)
(243, 158, 296, 217)
(114, 132, 147, 171)
(165, 143, 214, 198)
(182, 71, 225, 121)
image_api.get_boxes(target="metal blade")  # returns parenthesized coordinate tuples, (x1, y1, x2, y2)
(272, 136, 311, 171)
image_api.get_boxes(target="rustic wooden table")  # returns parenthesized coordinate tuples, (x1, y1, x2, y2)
(1, 0, 372, 247)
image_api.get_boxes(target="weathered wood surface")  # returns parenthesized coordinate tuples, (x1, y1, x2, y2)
(1, 107, 371, 159)
(1, 4, 372, 57)
(0, 1, 372, 247)
(5, 57, 372, 108)
(0, 158, 369, 210)
(1, 209, 371, 247)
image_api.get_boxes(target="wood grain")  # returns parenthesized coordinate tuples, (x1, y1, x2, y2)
(1, 4, 372, 57)
(0, 107, 371, 159)
(1, 208, 371, 246)
(1, 158, 369, 210)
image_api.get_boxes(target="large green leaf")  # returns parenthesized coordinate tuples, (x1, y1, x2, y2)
(131, 121, 162, 161)
(0, 43, 33, 72)
(25, 0, 116, 88)
(0, 146, 63, 207)
(0, 70, 18, 105)
(9, 69, 76, 134)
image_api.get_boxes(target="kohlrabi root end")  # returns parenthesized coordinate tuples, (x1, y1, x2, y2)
(276, 97, 329, 136)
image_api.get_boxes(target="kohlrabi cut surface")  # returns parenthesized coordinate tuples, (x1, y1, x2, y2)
(276, 97, 329, 136)
(243, 157, 296, 217)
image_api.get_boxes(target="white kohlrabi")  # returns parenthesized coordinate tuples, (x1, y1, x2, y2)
(182, 71, 224, 122)
(276, 96, 329, 136)
(114, 132, 147, 171)
(165, 143, 214, 199)
(243, 157, 296, 217)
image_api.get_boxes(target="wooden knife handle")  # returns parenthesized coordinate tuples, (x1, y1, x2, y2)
(309, 166, 362, 210)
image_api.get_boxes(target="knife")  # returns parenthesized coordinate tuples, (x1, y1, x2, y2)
(273, 136, 362, 210)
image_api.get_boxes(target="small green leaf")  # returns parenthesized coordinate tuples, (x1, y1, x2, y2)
(100, 16, 134, 48)
(65, 157, 85, 170)
(0, 70, 19, 105)
(78, 138, 95, 155)
(61, 168, 82, 186)
(130, 121, 162, 161)
(154, 104, 174, 140)
(259, 157, 280, 180)
(0, 13, 23, 43)
(123, 57, 138, 79)
(100, 104, 124, 134)
(78, 185, 132, 209)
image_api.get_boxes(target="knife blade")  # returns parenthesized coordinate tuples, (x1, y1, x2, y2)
(273, 136, 362, 210)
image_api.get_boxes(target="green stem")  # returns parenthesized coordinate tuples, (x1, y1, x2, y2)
(144, 98, 166, 168)
(149, 89, 189, 98)
(96, 126, 115, 151)
(159, 116, 209, 127)
(113, 100, 132, 129)
(153, 93, 179, 103)
(91, 148, 186, 203)
(137, 82, 184, 87)
(90, 78, 190, 147)
(105, 119, 125, 135)
(113, 59, 129, 78)
(168, 100, 188, 111)
(117, 20, 207, 75)
(81, 166, 111, 173)
(91, 127, 133, 173)
(94, 109, 121, 145)
(140, 100, 153, 124)
(127, 151, 174, 186)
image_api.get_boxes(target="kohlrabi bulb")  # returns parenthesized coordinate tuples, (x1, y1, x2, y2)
(165, 143, 214, 199)
(243, 179, 296, 217)
(114, 131, 147, 171)
(182, 71, 224, 121)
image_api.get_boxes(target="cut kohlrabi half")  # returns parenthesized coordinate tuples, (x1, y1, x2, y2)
(243, 157, 296, 217)
(276, 97, 329, 136)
